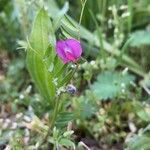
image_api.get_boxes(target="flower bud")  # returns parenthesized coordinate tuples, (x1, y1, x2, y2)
(66, 84, 77, 94)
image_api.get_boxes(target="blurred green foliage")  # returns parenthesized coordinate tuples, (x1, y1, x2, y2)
(0, 0, 150, 149)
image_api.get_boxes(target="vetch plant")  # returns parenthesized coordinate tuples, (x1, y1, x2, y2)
(26, 7, 83, 149)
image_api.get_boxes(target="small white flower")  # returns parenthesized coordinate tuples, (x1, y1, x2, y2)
(25, 85, 32, 94)
(120, 5, 128, 10)
(121, 83, 126, 88)
(56, 87, 66, 96)
(108, 6, 112, 11)
(90, 60, 96, 66)
(121, 12, 130, 18)
(52, 78, 58, 86)
(122, 89, 125, 93)
(114, 28, 119, 34)
(19, 94, 24, 99)
(71, 64, 77, 68)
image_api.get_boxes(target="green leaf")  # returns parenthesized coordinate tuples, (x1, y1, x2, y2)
(61, 15, 79, 39)
(53, 2, 69, 31)
(59, 138, 75, 149)
(55, 112, 74, 128)
(130, 29, 150, 47)
(52, 55, 65, 77)
(91, 71, 135, 100)
(54, 64, 67, 78)
(43, 45, 55, 69)
(30, 8, 50, 54)
(133, 101, 150, 122)
(43, 45, 55, 62)
(26, 8, 56, 105)
(59, 70, 74, 87)
(126, 135, 150, 150)
(74, 96, 98, 119)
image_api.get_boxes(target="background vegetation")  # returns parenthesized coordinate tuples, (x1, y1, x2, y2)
(0, 0, 150, 149)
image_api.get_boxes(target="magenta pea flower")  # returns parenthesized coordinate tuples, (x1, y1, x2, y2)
(56, 39, 82, 64)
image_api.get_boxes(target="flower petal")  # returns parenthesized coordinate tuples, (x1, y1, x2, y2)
(56, 38, 82, 64)
(65, 51, 76, 62)
(56, 40, 68, 62)
(65, 39, 82, 59)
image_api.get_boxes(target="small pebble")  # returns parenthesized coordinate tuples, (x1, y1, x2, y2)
(25, 128, 30, 137)
(19, 94, 24, 99)
(35, 142, 40, 149)
(0, 119, 3, 123)
(5, 119, 11, 124)
(23, 116, 31, 122)
(128, 122, 137, 133)
(11, 122, 18, 129)
(24, 137, 30, 145)
(16, 113, 23, 119)
(3, 122, 9, 129)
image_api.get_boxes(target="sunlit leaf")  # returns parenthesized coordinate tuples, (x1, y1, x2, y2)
(26, 8, 56, 105)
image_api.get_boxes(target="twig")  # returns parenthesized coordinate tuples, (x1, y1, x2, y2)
(79, 141, 91, 150)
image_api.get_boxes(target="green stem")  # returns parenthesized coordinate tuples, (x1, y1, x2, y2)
(37, 64, 79, 149)
(50, 97, 60, 129)
(78, 0, 87, 40)
(127, 0, 133, 33)
(37, 96, 60, 149)
(102, 0, 107, 29)
(53, 142, 56, 150)
(89, 10, 106, 63)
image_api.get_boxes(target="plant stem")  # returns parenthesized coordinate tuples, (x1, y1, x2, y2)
(89, 10, 106, 63)
(78, 0, 87, 40)
(53, 142, 56, 150)
(37, 96, 60, 149)
(50, 96, 60, 129)
(127, 0, 133, 33)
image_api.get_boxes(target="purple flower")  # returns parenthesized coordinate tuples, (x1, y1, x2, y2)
(56, 39, 82, 64)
